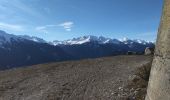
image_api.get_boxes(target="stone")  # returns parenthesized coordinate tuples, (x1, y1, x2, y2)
(145, 0, 170, 100)
(144, 47, 154, 55)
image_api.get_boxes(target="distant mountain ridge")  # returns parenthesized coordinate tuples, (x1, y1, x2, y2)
(0, 30, 47, 45)
(0, 30, 154, 70)
(0, 30, 71, 70)
(51, 35, 153, 46)
(0, 30, 154, 46)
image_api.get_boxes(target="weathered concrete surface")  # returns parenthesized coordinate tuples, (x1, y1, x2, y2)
(145, 0, 170, 100)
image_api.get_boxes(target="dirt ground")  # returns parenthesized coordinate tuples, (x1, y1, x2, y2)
(0, 55, 153, 100)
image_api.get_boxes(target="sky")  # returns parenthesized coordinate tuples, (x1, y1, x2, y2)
(0, 0, 163, 41)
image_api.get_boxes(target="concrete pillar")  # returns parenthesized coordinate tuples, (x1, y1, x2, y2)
(145, 0, 170, 100)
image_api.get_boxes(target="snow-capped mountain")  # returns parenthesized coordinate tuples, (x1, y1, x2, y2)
(0, 30, 153, 47)
(120, 37, 152, 45)
(0, 30, 19, 44)
(0, 30, 155, 70)
(0, 30, 71, 70)
(52, 35, 122, 45)
(53, 36, 99, 45)
(0, 30, 47, 46)
(52, 35, 153, 46)
(18, 35, 47, 43)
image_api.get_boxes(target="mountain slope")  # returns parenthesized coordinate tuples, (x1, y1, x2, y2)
(56, 36, 154, 59)
(59, 42, 128, 59)
(0, 30, 71, 70)
(0, 30, 154, 70)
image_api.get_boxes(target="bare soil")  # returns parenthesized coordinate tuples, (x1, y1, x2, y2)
(0, 55, 153, 100)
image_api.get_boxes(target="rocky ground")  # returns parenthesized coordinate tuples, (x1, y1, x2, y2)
(0, 55, 153, 100)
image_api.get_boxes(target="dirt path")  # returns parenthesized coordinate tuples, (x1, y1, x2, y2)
(0, 55, 152, 100)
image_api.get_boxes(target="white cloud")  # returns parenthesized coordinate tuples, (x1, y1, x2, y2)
(35, 25, 58, 33)
(36, 26, 46, 30)
(35, 26, 48, 33)
(0, 22, 23, 31)
(35, 21, 74, 33)
(59, 21, 74, 31)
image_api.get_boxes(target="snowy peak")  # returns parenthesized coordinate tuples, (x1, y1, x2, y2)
(52, 35, 96, 45)
(0, 30, 154, 46)
(0, 30, 19, 44)
(120, 37, 152, 45)
(52, 36, 152, 46)
(52, 35, 122, 45)
(19, 35, 47, 43)
(67, 35, 94, 44)
(0, 30, 47, 45)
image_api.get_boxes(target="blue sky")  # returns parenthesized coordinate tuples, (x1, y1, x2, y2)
(0, 0, 163, 41)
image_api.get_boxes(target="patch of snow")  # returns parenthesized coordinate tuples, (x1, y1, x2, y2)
(0, 30, 18, 43)
(19, 35, 47, 43)
(52, 35, 123, 45)
(0, 30, 154, 47)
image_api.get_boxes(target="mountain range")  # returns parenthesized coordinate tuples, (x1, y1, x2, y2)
(0, 30, 154, 70)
